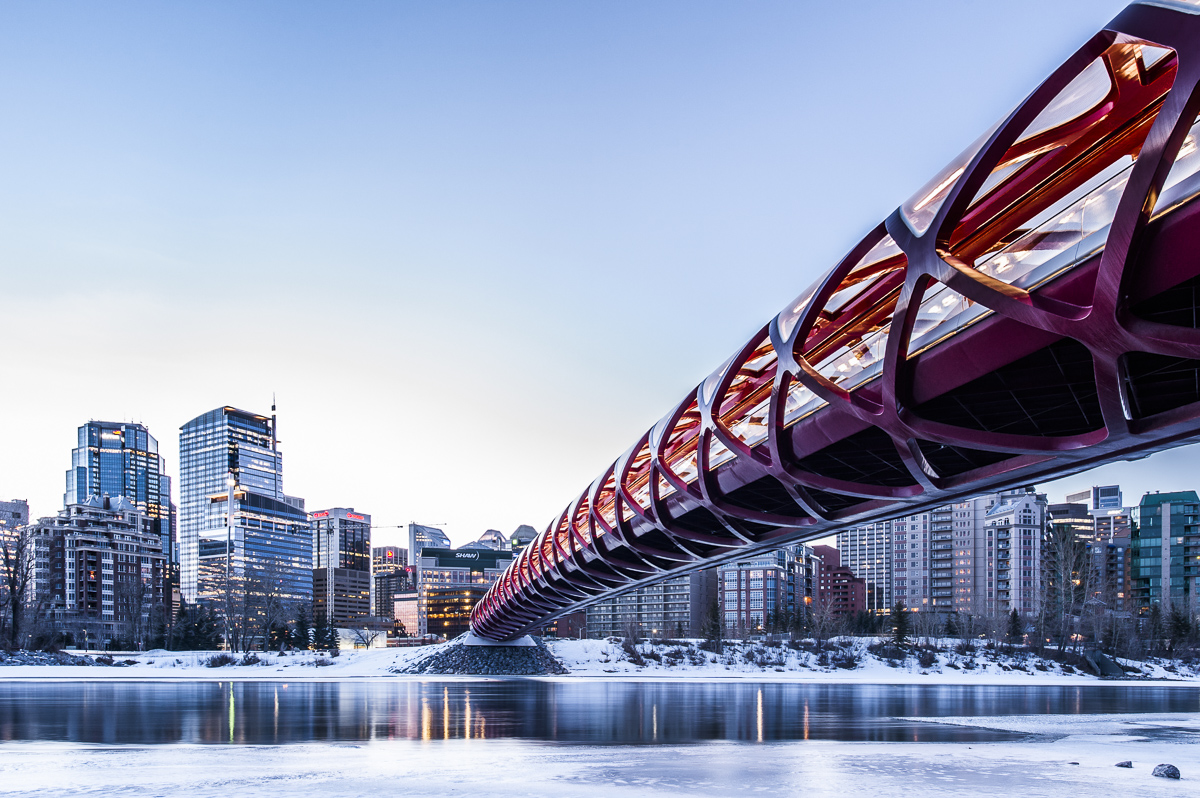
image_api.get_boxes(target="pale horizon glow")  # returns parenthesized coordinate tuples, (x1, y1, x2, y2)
(3, 0, 1189, 552)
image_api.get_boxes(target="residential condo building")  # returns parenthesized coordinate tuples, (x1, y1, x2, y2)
(1132, 491, 1200, 612)
(586, 570, 718, 638)
(836, 521, 891, 612)
(31, 495, 167, 648)
(719, 547, 808, 634)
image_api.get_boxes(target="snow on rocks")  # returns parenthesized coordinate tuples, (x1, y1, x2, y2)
(1153, 763, 1181, 779)
(0, 650, 104, 667)
(397, 635, 567, 675)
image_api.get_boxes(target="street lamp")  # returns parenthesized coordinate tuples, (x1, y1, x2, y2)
(225, 473, 236, 652)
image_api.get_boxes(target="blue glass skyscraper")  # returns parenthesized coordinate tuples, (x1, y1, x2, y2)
(65, 421, 175, 562)
(179, 407, 311, 622)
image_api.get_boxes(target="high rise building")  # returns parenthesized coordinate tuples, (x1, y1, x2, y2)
(179, 407, 311, 630)
(64, 421, 175, 565)
(1132, 491, 1200, 612)
(372, 546, 409, 619)
(885, 488, 1047, 618)
(0, 499, 29, 547)
(1093, 485, 1124, 511)
(929, 505, 954, 611)
(414, 546, 514, 638)
(1046, 497, 1131, 614)
(719, 547, 802, 634)
(981, 491, 1045, 615)
(509, 525, 537, 553)
(407, 523, 451, 583)
(311, 507, 372, 625)
(927, 489, 1045, 616)
(585, 570, 718, 639)
(460, 529, 507, 551)
(836, 521, 891, 612)
(890, 511, 932, 609)
(31, 496, 167, 648)
(812, 545, 865, 616)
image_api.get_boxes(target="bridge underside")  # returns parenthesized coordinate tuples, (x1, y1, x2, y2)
(472, 2, 1200, 640)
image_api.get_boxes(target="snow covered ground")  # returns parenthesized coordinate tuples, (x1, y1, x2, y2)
(0, 633, 1195, 686)
(0, 647, 431, 681)
(0, 637, 1197, 685)
(544, 637, 1200, 685)
(2, 712, 1197, 797)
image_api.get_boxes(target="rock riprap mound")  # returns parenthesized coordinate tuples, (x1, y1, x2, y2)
(398, 634, 568, 676)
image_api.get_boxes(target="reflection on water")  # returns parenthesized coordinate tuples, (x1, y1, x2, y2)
(0, 681, 1195, 746)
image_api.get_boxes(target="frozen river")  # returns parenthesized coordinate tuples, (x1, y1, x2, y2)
(0, 680, 1198, 744)
(1, 681, 1197, 795)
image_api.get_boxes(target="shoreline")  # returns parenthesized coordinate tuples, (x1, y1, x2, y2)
(1, 645, 1198, 686)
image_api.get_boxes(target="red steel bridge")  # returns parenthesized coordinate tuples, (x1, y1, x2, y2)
(471, 1, 1200, 640)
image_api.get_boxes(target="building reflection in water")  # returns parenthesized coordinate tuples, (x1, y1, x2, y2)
(0, 682, 1195, 746)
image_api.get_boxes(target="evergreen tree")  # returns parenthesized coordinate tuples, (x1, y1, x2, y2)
(324, 614, 340, 651)
(313, 609, 339, 651)
(268, 623, 290, 650)
(293, 604, 311, 650)
(167, 602, 221, 651)
(1006, 608, 1022, 647)
(890, 601, 910, 648)
(1148, 603, 1165, 654)
(943, 612, 959, 639)
(193, 605, 222, 650)
(790, 602, 809, 640)
(149, 603, 172, 650)
(313, 608, 329, 650)
(701, 595, 723, 653)
(1168, 605, 1191, 652)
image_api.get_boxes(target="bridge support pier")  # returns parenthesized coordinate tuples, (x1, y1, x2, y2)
(400, 633, 568, 675)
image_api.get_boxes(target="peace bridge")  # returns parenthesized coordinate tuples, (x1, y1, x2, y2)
(471, 2, 1200, 641)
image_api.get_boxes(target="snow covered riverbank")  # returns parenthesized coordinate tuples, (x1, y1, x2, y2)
(543, 638, 1200, 685)
(1, 637, 1198, 685)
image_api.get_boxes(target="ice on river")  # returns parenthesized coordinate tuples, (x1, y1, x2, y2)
(2, 712, 1197, 798)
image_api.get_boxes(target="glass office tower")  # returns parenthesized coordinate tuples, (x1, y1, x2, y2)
(179, 407, 311, 611)
(1132, 491, 1200, 611)
(312, 507, 373, 624)
(65, 421, 175, 563)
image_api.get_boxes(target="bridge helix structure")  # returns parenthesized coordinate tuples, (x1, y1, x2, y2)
(471, 1, 1200, 641)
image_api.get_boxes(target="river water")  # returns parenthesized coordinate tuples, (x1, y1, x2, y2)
(1, 681, 1196, 745)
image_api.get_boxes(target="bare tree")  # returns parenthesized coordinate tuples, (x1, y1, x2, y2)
(808, 595, 841, 650)
(351, 625, 383, 649)
(0, 525, 36, 650)
(113, 576, 151, 650)
(1041, 523, 1090, 654)
(912, 609, 942, 649)
(244, 563, 291, 651)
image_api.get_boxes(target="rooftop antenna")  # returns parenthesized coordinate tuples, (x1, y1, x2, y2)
(271, 393, 280, 501)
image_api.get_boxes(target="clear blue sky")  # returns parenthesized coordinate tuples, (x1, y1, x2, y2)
(3, 0, 1183, 549)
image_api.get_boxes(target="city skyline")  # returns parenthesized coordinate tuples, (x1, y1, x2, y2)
(7, 0, 1194, 552)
